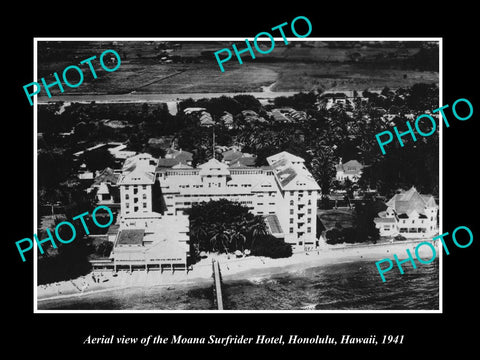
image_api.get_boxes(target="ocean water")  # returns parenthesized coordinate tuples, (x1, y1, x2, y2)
(38, 259, 439, 311)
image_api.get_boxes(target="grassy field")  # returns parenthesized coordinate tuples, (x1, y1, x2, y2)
(317, 208, 355, 230)
(37, 40, 439, 97)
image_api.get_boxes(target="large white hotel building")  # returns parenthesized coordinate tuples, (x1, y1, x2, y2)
(118, 151, 320, 243)
(92, 151, 321, 272)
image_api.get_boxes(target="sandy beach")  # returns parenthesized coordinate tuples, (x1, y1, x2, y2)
(36, 238, 439, 304)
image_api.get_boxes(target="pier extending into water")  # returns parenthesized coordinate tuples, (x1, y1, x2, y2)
(212, 259, 224, 310)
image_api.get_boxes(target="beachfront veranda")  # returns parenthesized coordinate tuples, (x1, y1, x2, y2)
(90, 258, 188, 273)
(88, 235, 429, 274)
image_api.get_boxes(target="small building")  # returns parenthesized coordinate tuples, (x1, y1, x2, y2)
(162, 149, 193, 167)
(269, 109, 294, 123)
(335, 159, 365, 182)
(199, 111, 215, 127)
(91, 167, 120, 205)
(220, 112, 234, 128)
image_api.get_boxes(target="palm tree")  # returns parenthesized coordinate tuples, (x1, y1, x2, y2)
(207, 222, 231, 254)
(190, 221, 209, 252)
(231, 231, 247, 252)
(247, 218, 268, 250)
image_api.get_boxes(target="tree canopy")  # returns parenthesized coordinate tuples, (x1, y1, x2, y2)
(186, 199, 292, 261)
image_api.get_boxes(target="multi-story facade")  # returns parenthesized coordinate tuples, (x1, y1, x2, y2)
(374, 186, 438, 238)
(118, 150, 321, 250)
(118, 153, 157, 217)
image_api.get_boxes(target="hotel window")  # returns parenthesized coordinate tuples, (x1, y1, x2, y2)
(289, 228, 294, 233)
(412, 220, 415, 224)
(142, 185, 146, 190)
(307, 218, 311, 223)
(143, 203, 147, 208)
(290, 218, 294, 224)
(125, 194, 129, 200)
(143, 194, 147, 199)
(308, 191, 312, 195)
(307, 227, 311, 233)
(290, 209, 294, 215)
(126, 203, 130, 208)
(133, 187, 138, 195)
(290, 200, 294, 206)
(290, 191, 294, 196)
(307, 209, 312, 214)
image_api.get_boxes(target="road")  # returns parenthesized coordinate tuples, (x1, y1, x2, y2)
(37, 89, 300, 105)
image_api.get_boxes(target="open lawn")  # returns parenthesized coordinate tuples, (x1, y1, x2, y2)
(317, 208, 355, 230)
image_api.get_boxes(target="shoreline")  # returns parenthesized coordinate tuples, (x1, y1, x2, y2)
(36, 238, 439, 304)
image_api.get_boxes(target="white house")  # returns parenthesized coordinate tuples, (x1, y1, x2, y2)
(374, 187, 438, 238)
(335, 159, 365, 182)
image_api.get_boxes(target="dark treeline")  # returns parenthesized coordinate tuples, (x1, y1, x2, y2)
(38, 83, 439, 207)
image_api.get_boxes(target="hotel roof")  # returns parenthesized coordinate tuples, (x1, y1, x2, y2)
(198, 158, 230, 176)
(267, 151, 304, 165)
(93, 167, 119, 186)
(117, 168, 155, 185)
(267, 152, 320, 191)
(116, 229, 145, 246)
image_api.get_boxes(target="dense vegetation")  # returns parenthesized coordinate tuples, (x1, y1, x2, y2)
(38, 83, 439, 206)
(186, 199, 292, 262)
(324, 200, 386, 245)
(37, 214, 115, 285)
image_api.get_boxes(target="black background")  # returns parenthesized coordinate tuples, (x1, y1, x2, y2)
(4, 3, 477, 357)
